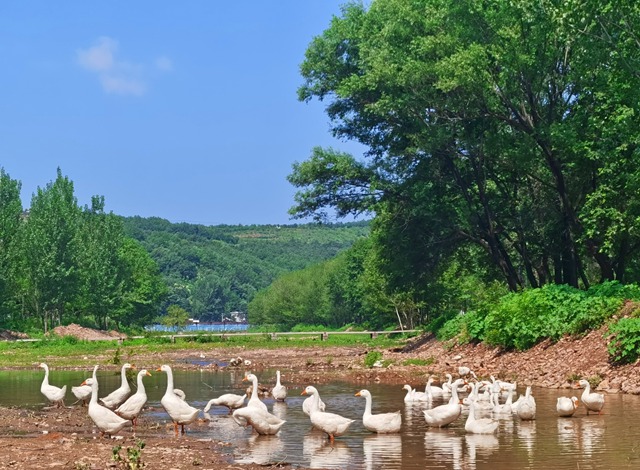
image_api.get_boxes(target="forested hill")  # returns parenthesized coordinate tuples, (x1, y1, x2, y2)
(121, 216, 369, 321)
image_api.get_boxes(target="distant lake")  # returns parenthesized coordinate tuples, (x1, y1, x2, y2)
(145, 323, 249, 333)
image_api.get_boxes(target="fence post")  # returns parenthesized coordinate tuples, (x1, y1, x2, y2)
(370, 332, 378, 339)
(322, 332, 329, 341)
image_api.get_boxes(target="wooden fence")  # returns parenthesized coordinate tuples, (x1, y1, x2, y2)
(12, 329, 420, 344)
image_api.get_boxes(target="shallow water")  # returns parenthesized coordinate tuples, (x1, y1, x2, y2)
(3, 368, 640, 469)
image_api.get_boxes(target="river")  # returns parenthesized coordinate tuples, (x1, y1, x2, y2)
(2, 367, 639, 469)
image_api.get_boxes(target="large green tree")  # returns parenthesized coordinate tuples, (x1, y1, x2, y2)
(0, 169, 23, 323)
(17, 168, 81, 332)
(290, 0, 640, 298)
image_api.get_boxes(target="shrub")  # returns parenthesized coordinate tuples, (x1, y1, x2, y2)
(364, 351, 383, 368)
(607, 317, 640, 364)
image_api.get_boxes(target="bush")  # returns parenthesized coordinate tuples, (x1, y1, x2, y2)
(437, 281, 631, 351)
(364, 351, 383, 368)
(607, 317, 640, 364)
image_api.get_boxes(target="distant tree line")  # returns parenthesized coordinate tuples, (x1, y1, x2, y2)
(122, 216, 369, 322)
(0, 168, 166, 332)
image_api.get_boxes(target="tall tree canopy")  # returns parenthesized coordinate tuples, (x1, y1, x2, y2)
(290, 0, 640, 293)
(0, 168, 166, 332)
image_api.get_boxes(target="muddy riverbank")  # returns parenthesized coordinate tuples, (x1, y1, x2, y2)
(1, 324, 639, 469)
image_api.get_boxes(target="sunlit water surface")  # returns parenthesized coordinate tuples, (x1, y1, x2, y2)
(2, 367, 640, 469)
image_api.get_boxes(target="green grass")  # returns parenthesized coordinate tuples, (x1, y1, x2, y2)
(0, 331, 417, 368)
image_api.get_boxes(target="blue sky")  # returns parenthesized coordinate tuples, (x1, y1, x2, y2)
(0, 1, 365, 226)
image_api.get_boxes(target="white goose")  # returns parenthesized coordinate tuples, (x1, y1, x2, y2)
(402, 384, 429, 403)
(204, 393, 246, 414)
(465, 400, 499, 434)
(232, 406, 286, 435)
(271, 370, 287, 401)
(72, 366, 95, 406)
(556, 396, 579, 417)
(39, 363, 67, 407)
(99, 363, 133, 410)
(516, 386, 536, 420)
(82, 377, 130, 437)
(425, 377, 444, 399)
(423, 379, 465, 427)
(441, 373, 453, 395)
(355, 389, 401, 433)
(157, 364, 200, 435)
(243, 373, 268, 412)
(577, 379, 605, 415)
(302, 385, 354, 442)
(303, 389, 326, 416)
(491, 389, 513, 415)
(115, 369, 151, 427)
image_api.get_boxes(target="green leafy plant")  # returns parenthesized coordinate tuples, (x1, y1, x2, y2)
(607, 317, 640, 364)
(364, 351, 383, 368)
(111, 347, 121, 365)
(112, 439, 146, 469)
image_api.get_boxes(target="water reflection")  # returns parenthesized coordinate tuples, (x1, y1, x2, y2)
(465, 434, 499, 469)
(579, 419, 605, 459)
(516, 420, 537, 455)
(272, 401, 287, 420)
(303, 430, 352, 469)
(234, 434, 286, 466)
(557, 418, 579, 449)
(363, 434, 402, 470)
(424, 431, 463, 469)
(203, 412, 249, 440)
(3, 371, 640, 469)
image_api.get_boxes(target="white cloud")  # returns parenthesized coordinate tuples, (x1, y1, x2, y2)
(100, 76, 146, 96)
(77, 37, 172, 96)
(77, 37, 117, 72)
(155, 56, 173, 71)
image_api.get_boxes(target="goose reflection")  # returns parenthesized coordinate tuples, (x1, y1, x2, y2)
(579, 419, 605, 458)
(403, 402, 427, 427)
(203, 412, 248, 439)
(272, 401, 287, 420)
(363, 433, 402, 470)
(424, 431, 463, 470)
(516, 420, 537, 455)
(234, 434, 285, 466)
(465, 433, 499, 469)
(557, 418, 579, 449)
(303, 429, 351, 469)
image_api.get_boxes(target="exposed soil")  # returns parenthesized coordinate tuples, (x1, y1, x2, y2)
(1, 324, 640, 468)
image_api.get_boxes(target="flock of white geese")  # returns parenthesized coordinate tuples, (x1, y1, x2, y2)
(38, 362, 605, 441)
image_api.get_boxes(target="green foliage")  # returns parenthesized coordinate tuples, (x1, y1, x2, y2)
(111, 347, 121, 365)
(0, 168, 167, 333)
(608, 317, 640, 364)
(483, 284, 622, 350)
(160, 305, 189, 331)
(122, 216, 369, 320)
(293, 0, 640, 300)
(436, 281, 632, 351)
(112, 439, 146, 469)
(364, 350, 383, 368)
